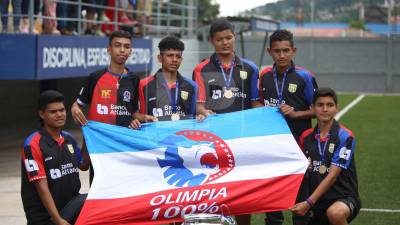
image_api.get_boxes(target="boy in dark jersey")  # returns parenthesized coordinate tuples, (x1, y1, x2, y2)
(260, 30, 318, 225)
(290, 87, 360, 225)
(71, 30, 155, 183)
(134, 36, 198, 123)
(71, 30, 150, 128)
(192, 19, 262, 225)
(21, 90, 90, 225)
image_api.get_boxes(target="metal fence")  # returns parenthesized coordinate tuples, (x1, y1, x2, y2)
(0, 0, 197, 38)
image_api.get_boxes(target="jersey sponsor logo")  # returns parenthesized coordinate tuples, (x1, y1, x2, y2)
(153, 108, 163, 117)
(211, 90, 222, 99)
(157, 130, 235, 187)
(288, 83, 297, 93)
(97, 104, 109, 115)
(123, 91, 131, 102)
(24, 159, 39, 172)
(50, 163, 79, 179)
(240, 71, 248, 80)
(181, 91, 189, 101)
(339, 147, 352, 160)
(101, 89, 112, 98)
(50, 168, 62, 179)
(67, 144, 74, 154)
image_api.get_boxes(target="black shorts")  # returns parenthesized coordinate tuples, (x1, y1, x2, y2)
(308, 196, 361, 225)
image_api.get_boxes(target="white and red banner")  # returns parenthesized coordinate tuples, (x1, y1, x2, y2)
(76, 107, 308, 225)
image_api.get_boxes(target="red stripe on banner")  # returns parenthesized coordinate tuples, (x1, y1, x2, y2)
(76, 174, 304, 225)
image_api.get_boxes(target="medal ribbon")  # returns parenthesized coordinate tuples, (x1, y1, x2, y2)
(317, 130, 330, 165)
(159, 74, 179, 113)
(216, 57, 235, 89)
(273, 67, 290, 104)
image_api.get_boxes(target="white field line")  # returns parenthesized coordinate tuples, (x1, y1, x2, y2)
(361, 208, 400, 213)
(335, 94, 365, 120)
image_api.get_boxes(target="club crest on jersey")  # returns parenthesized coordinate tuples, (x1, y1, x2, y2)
(181, 91, 189, 101)
(101, 89, 111, 98)
(328, 143, 335, 153)
(67, 144, 74, 154)
(288, 83, 297, 93)
(123, 91, 131, 102)
(157, 130, 235, 187)
(240, 71, 248, 80)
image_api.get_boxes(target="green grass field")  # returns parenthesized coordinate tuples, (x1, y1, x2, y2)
(250, 94, 400, 225)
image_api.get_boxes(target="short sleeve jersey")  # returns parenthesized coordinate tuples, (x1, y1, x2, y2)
(259, 64, 318, 140)
(139, 71, 198, 121)
(299, 121, 360, 207)
(77, 68, 140, 127)
(193, 53, 259, 114)
(21, 129, 82, 225)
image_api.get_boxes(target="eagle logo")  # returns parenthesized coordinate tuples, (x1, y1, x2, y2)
(157, 130, 235, 187)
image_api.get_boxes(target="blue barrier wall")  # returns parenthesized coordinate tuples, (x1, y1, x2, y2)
(0, 34, 36, 80)
(0, 34, 153, 80)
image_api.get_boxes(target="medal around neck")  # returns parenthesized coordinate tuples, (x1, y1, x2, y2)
(319, 165, 327, 174)
(224, 90, 234, 99)
(171, 113, 180, 121)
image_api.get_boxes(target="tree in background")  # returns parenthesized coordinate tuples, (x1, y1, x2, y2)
(198, 0, 220, 24)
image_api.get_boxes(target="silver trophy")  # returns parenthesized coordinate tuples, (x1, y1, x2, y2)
(181, 213, 236, 225)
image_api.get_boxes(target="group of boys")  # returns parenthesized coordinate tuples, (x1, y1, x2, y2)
(21, 19, 360, 225)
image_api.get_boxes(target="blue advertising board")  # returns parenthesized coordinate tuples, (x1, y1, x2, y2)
(37, 35, 152, 80)
(0, 34, 152, 80)
(0, 34, 36, 80)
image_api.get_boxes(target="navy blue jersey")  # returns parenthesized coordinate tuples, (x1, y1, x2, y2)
(21, 129, 82, 225)
(299, 121, 360, 208)
(193, 53, 259, 114)
(259, 64, 317, 140)
(139, 70, 198, 121)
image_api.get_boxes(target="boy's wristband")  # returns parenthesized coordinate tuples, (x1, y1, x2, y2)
(306, 198, 314, 207)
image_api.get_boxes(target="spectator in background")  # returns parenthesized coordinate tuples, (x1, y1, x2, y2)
(42, 0, 60, 34)
(102, 0, 139, 36)
(19, 0, 40, 33)
(57, 1, 78, 35)
(83, 0, 107, 35)
(1, 0, 22, 32)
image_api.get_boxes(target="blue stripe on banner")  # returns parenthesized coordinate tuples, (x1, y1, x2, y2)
(83, 107, 291, 154)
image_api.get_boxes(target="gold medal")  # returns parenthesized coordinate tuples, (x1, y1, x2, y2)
(171, 113, 180, 121)
(224, 89, 234, 99)
(319, 165, 327, 174)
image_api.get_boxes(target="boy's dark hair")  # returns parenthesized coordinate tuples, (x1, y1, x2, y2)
(209, 19, 234, 38)
(269, 29, 294, 48)
(158, 36, 185, 52)
(109, 30, 132, 46)
(312, 87, 338, 105)
(38, 90, 65, 111)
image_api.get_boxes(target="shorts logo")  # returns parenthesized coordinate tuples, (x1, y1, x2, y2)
(123, 91, 131, 102)
(240, 71, 248, 80)
(288, 83, 297, 93)
(24, 159, 39, 172)
(101, 89, 112, 98)
(181, 91, 189, 101)
(157, 130, 235, 187)
(67, 144, 74, 154)
(97, 104, 109, 115)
